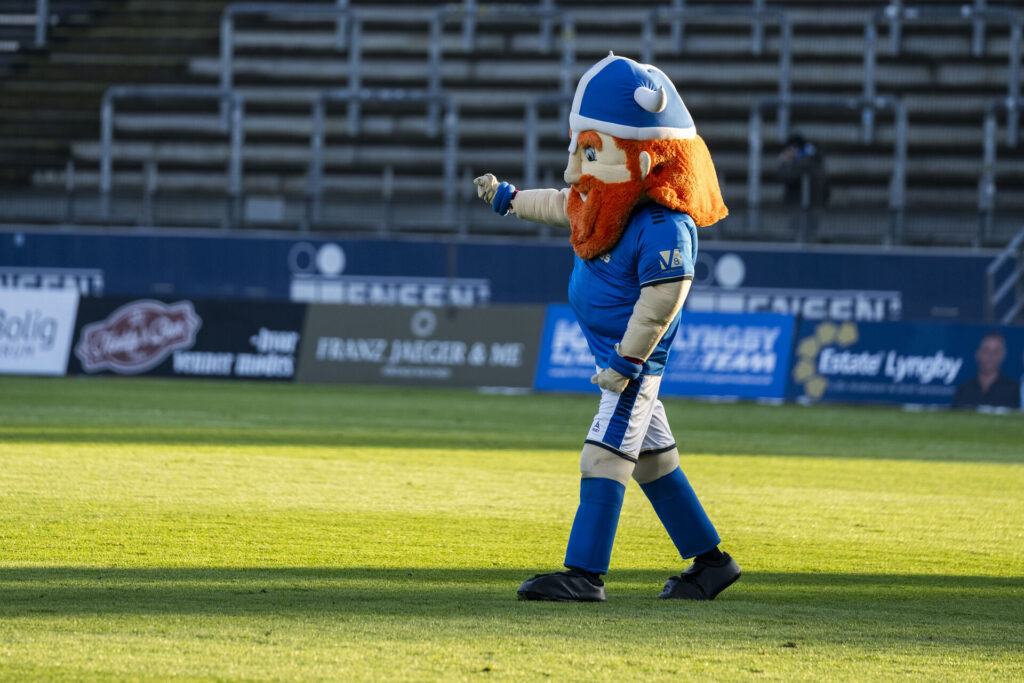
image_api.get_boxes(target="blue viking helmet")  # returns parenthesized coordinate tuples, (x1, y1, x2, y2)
(568, 52, 697, 153)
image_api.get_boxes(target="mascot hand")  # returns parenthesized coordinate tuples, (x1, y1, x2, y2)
(590, 351, 643, 393)
(590, 367, 630, 393)
(473, 174, 499, 203)
(473, 174, 516, 216)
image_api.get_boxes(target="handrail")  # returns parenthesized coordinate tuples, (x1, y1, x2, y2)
(523, 92, 572, 190)
(99, 86, 245, 226)
(977, 96, 1024, 245)
(863, 4, 1022, 146)
(306, 88, 459, 232)
(35, 0, 48, 47)
(643, 5, 792, 142)
(747, 95, 908, 245)
(220, 3, 361, 125)
(427, 4, 575, 133)
(984, 226, 1024, 323)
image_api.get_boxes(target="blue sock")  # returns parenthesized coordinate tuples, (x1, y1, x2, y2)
(563, 477, 626, 575)
(639, 467, 720, 559)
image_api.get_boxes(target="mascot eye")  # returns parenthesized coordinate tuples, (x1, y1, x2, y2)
(583, 147, 597, 162)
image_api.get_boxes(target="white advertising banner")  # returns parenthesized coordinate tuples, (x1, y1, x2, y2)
(0, 289, 80, 375)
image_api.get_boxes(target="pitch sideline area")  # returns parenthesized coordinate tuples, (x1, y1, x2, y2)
(1, 376, 1021, 680)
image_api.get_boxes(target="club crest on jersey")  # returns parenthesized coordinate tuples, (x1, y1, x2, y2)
(659, 249, 683, 270)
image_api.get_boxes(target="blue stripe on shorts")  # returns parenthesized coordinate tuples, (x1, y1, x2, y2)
(602, 377, 642, 449)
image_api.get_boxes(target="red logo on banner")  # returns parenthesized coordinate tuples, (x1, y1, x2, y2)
(75, 300, 201, 374)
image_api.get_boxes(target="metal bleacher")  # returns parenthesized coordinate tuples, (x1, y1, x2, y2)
(0, 0, 1022, 247)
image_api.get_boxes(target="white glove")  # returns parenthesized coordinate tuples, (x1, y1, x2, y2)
(473, 173, 500, 204)
(591, 366, 630, 393)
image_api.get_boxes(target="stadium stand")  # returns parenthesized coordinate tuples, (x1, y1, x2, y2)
(0, 0, 1021, 246)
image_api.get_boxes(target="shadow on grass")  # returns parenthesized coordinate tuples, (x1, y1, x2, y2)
(1, 567, 1020, 639)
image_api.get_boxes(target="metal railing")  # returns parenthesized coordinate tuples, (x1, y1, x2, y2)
(99, 86, 245, 227)
(427, 3, 575, 133)
(863, 4, 1022, 145)
(747, 95, 908, 245)
(642, 5, 792, 142)
(985, 226, 1024, 324)
(305, 88, 459, 232)
(0, 0, 50, 49)
(220, 3, 362, 127)
(663, 0, 776, 58)
(523, 92, 572, 190)
(978, 97, 1024, 245)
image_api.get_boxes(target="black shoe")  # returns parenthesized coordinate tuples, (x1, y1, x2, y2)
(517, 568, 606, 602)
(658, 553, 741, 600)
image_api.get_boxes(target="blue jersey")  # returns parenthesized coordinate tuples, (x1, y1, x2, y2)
(568, 204, 697, 376)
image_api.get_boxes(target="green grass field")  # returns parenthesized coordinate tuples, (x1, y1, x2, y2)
(1, 375, 1022, 681)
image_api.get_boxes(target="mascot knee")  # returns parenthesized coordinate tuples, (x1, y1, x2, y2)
(580, 443, 635, 485)
(632, 447, 681, 485)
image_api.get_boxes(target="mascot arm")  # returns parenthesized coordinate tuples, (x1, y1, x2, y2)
(510, 189, 571, 229)
(591, 280, 691, 393)
(620, 279, 691, 361)
(473, 173, 570, 229)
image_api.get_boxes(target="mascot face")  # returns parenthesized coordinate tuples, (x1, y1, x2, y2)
(564, 130, 649, 256)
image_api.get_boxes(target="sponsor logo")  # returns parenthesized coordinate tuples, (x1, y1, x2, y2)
(171, 327, 300, 379)
(792, 321, 965, 401)
(690, 252, 902, 322)
(659, 249, 683, 270)
(0, 289, 80, 375)
(0, 267, 104, 296)
(673, 324, 782, 376)
(312, 308, 525, 381)
(75, 300, 201, 374)
(287, 242, 491, 307)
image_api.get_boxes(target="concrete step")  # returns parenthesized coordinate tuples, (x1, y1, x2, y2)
(67, 138, 1024, 184)
(102, 110, 1004, 151)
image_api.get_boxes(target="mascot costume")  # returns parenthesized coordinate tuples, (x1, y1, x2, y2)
(474, 53, 740, 602)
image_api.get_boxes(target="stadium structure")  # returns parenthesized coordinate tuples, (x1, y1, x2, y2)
(0, 0, 1022, 247)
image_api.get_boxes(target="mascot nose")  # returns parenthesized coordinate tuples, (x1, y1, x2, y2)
(564, 153, 582, 185)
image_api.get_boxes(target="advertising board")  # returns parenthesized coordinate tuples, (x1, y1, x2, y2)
(787, 319, 1024, 409)
(2, 228, 1003, 322)
(0, 289, 80, 375)
(534, 305, 796, 400)
(296, 305, 545, 388)
(68, 298, 306, 381)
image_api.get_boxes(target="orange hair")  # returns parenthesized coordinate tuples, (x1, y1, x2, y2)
(614, 135, 728, 227)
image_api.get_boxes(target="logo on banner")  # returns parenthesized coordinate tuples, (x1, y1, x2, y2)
(0, 289, 80, 375)
(792, 321, 965, 401)
(0, 267, 105, 296)
(75, 300, 201, 374)
(689, 252, 902, 322)
(171, 326, 299, 379)
(287, 241, 491, 307)
(792, 321, 860, 399)
(308, 307, 530, 383)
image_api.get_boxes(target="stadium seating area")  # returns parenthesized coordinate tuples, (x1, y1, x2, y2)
(0, 0, 1021, 245)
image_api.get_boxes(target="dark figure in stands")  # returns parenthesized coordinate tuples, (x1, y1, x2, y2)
(776, 133, 829, 241)
(777, 133, 830, 208)
(952, 331, 1021, 410)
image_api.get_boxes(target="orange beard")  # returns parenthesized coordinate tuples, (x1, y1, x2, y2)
(567, 175, 646, 260)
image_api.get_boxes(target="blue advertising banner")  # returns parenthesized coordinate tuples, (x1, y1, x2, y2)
(663, 311, 796, 399)
(787, 319, 1024, 409)
(1, 227, 1006, 323)
(534, 305, 796, 400)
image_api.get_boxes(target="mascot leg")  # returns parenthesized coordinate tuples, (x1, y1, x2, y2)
(517, 377, 656, 602)
(634, 401, 741, 600)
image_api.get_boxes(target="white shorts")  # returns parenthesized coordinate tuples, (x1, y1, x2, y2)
(585, 374, 677, 461)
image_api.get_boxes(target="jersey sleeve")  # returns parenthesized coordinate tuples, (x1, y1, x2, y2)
(636, 209, 696, 287)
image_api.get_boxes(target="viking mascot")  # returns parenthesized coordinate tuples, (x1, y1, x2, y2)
(475, 54, 740, 602)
